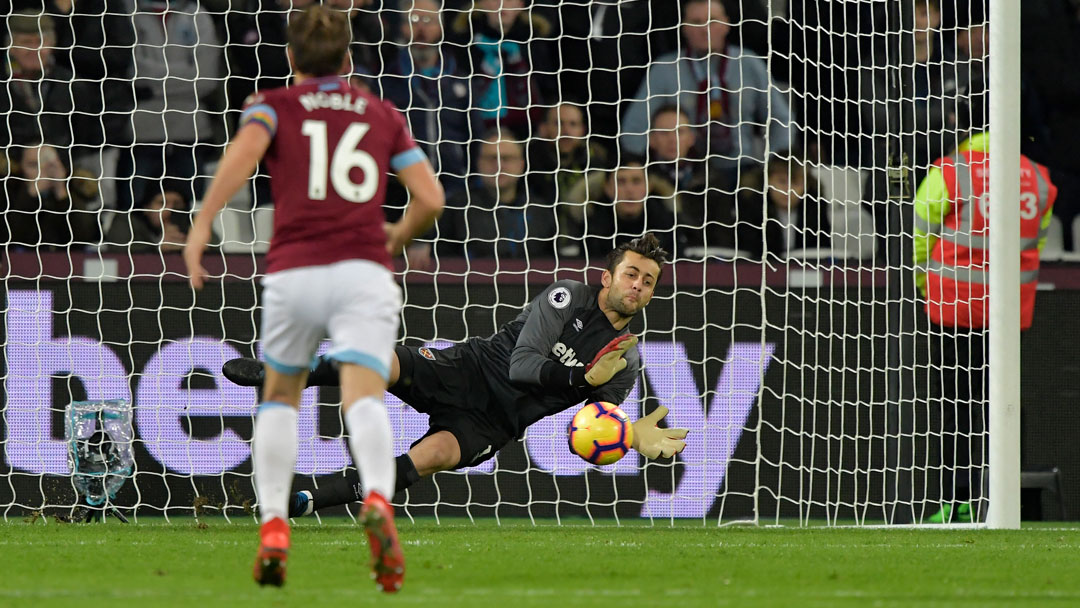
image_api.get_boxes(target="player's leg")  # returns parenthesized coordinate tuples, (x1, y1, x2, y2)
(327, 259, 405, 593)
(252, 367, 306, 587)
(252, 268, 326, 587)
(406, 430, 462, 476)
(338, 363, 406, 592)
(339, 363, 397, 501)
(957, 328, 988, 522)
(947, 328, 980, 522)
(931, 324, 962, 523)
(289, 343, 499, 517)
(289, 430, 462, 517)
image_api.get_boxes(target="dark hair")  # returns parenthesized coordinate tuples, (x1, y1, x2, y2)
(143, 180, 192, 209)
(606, 153, 648, 185)
(765, 151, 805, 180)
(545, 102, 586, 124)
(287, 6, 351, 77)
(760, 150, 821, 200)
(605, 233, 669, 277)
(649, 103, 689, 126)
(681, 0, 726, 18)
(615, 152, 647, 169)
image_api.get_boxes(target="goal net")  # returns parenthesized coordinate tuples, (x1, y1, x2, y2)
(1, 0, 999, 525)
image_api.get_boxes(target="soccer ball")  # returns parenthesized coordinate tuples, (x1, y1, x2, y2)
(567, 402, 635, 466)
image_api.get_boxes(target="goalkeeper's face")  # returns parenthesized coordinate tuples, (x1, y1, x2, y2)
(604, 252, 659, 318)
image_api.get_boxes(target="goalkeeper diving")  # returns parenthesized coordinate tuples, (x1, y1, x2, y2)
(223, 234, 688, 516)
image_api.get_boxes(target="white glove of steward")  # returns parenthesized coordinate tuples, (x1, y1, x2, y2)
(631, 406, 688, 459)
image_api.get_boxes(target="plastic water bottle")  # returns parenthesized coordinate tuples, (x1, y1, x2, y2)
(66, 399, 134, 506)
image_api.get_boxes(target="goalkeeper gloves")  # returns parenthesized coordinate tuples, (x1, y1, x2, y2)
(631, 406, 688, 459)
(584, 334, 638, 387)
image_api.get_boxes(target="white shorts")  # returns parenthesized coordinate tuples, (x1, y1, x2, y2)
(260, 259, 402, 380)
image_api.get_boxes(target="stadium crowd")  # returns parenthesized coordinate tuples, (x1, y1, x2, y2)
(0, 0, 1074, 262)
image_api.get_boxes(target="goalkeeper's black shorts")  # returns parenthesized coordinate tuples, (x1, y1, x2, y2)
(390, 344, 514, 470)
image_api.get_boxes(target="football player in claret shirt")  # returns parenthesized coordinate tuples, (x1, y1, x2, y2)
(222, 234, 689, 516)
(184, 5, 444, 592)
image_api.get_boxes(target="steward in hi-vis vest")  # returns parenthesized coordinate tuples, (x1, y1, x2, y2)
(912, 128, 1058, 525)
(914, 132, 1058, 330)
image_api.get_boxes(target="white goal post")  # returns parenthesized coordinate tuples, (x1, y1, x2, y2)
(986, 0, 1020, 530)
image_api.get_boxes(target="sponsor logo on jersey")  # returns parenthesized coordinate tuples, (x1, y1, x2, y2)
(548, 287, 571, 309)
(573, 318, 583, 332)
(418, 347, 436, 361)
(551, 342, 585, 367)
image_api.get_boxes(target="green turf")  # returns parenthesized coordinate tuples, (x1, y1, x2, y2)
(2, 518, 1079, 607)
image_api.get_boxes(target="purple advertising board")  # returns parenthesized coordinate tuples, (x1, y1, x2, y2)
(3, 276, 1078, 520)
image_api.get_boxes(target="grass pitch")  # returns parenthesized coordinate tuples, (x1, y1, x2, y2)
(1, 518, 1079, 607)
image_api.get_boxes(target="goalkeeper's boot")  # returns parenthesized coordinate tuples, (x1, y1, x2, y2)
(288, 490, 314, 518)
(360, 491, 405, 593)
(927, 503, 954, 524)
(224, 356, 339, 388)
(223, 358, 265, 387)
(253, 517, 290, 587)
(955, 502, 974, 523)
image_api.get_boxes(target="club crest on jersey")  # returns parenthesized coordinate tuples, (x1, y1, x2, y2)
(548, 287, 571, 309)
(418, 347, 436, 361)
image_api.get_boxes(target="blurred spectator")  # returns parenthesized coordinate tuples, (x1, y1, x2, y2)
(576, 158, 678, 259)
(438, 129, 556, 259)
(378, 0, 477, 195)
(1022, 0, 1080, 249)
(527, 102, 611, 204)
(0, 11, 103, 164)
(104, 185, 214, 252)
(449, 0, 556, 137)
(49, 0, 137, 209)
(643, 104, 739, 253)
(621, 0, 793, 170)
(769, 0, 864, 166)
(737, 153, 831, 261)
(955, 17, 987, 76)
(324, 0, 384, 74)
(2, 145, 100, 250)
(119, 0, 221, 210)
(50, 0, 137, 144)
(646, 105, 707, 194)
(533, 0, 681, 146)
(859, 0, 965, 211)
(225, 0, 308, 209)
(225, 0, 304, 121)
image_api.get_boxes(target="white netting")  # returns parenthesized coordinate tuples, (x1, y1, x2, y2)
(0, 0, 1013, 525)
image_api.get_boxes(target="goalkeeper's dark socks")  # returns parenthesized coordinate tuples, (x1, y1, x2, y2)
(396, 454, 421, 493)
(289, 456, 420, 516)
(305, 355, 342, 387)
(294, 469, 364, 515)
